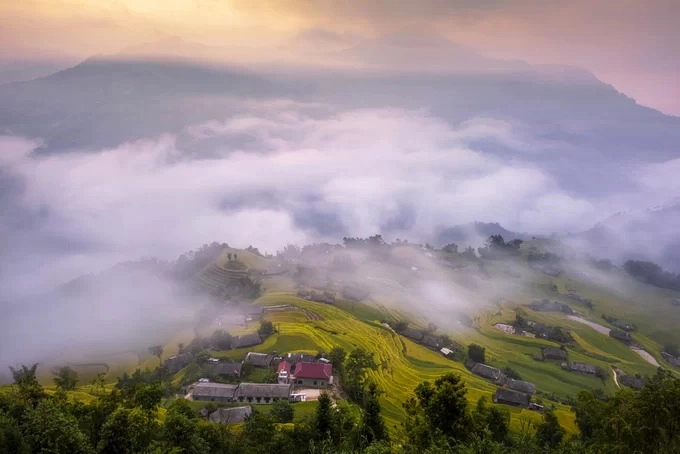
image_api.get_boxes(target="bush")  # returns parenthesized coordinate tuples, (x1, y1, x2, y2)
(468, 344, 486, 363)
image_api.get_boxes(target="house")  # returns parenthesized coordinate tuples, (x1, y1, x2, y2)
(620, 374, 645, 390)
(421, 335, 444, 350)
(661, 352, 680, 367)
(566, 293, 593, 308)
(198, 408, 210, 418)
(292, 362, 333, 388)
(610, 329, 633, 344)
(212, 362, 242, 378)
(235, 383, 292, 404)
(232, 333, 263, 349)
(401, 328, 424, 342)
(244, 352, 274, 368)
(563, 362, 600, 375)
(493, 388, 530, 408)
(192, 383, 238, 403)
(542, 347, 568, 361)
(164, 353, 191, 374)
(507, 379, 537, 395)
(440, 347, 454, 356)
(277, 361, 292, 384)
(611, 320, 635, 332)
(471, 363, 507, 385)
(530, 300, 573, 315)
(209, 406, 253, 425)
(529, 403, 545, 412)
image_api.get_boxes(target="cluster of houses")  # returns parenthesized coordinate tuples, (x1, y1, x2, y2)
(190, 351, 334, 406)
(398, 327, 462, 353)
(466, 361, 541, 410)
(566, 293, 594, 308)
(532, 347, 603, 377)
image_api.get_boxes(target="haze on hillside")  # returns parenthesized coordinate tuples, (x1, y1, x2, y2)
(0, 1, 679, 379)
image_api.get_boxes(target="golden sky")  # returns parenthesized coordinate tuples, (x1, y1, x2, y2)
(1, 0, 679, 114)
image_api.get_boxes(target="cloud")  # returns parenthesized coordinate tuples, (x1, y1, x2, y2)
(0, 106, 605, 296)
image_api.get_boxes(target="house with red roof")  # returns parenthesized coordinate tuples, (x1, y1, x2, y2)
(292, 362, 333, 388)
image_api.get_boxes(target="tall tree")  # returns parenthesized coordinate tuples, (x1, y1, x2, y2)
(53, 366, 78, 391)
(148, 345, 164, 366)
(361, 382, 388, 445)
(22, 399, 91, 454)
(314, 393, 337, 441)
(535, 410, 565, 448)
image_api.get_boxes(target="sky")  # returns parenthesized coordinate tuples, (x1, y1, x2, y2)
(1, 0, 679, 114)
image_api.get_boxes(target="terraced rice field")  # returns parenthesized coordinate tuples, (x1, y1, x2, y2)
(244, 292, 576, 435)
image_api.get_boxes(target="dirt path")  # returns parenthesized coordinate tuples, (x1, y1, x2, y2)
(567, 315, 611, 335)
(631, 348, 660, 366)
(612, 368, 621, 389)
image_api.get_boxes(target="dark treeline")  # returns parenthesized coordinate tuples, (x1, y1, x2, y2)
(2, 361, 680, 453)
(624, 260, 680, 291)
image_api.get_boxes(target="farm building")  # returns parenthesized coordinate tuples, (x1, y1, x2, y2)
(232, 333, 263, 349)
(507, 379, 537, 395)
(661, 352, 680, 367)
(542, 347, 568, 361)
(563, 362, 600, 375)
(421, 335, 445, 350)
(620, 374, 645, 390)
(192, 383, 238, 403)
(211, 362, 242, 377)
(164, 353, 191, 374)
(209, 406, 253, 425)
(610, 329, 633, 344)
(530, 300, 574, 315)
(244, 352, 274, 368)
(283, 353, 317, 364)
(400, 328, 424, 342)
(235, 383, 292, 404)
(566, 293, 593, 307)
(611, 320, 635, 331)
(493, 388, 530, 408)
(471, 363, 507, 385)
(292, 362, 333, 388)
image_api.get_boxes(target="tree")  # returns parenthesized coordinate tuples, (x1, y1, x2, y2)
(148, 345, 164, 366)
(344, 349, 376, 402)
(535, 410, 565, 448)
(210, 330, 233, 350)
(98, 406, 156, 453)
(442, 243, 458, 254)
(53, 366, 78, 391)
(468, 344, 486, 363)
(393, 319, 409, 332)
(23, 399, 91, 454)
(270, 399, 294, 423)
(0, 411, 30, 454)
(132, 382, 164, 413)
(314, 393, 337, 441)
(472, 397, 510, 444)
(426, 322, 438, 334)
(415, 373, 472, 442)
(361, 382, 388, 445)
(328, 346, 347, 372)
(8, 364, 45, 403)
(258, 320, 275, 338)
(243, 412, 275, 454)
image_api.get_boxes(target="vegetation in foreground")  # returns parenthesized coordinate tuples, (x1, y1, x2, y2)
(2, 359, 680, 453)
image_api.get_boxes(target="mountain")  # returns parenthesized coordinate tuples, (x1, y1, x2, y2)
(0, 40, 679, 195)
(569, 202, 680, 271)
(434, 222, 530, 247)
